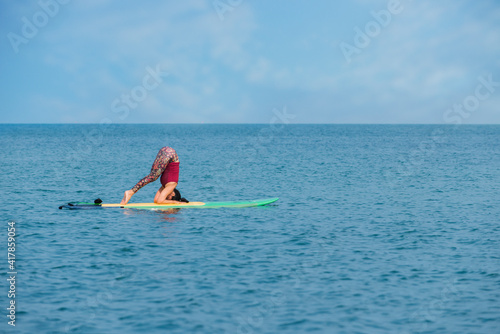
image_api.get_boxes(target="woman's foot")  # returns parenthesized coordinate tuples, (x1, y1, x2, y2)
(120, 190, 134, 205)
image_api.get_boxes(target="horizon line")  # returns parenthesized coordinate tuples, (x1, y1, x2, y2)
(1, 122, 499, 126)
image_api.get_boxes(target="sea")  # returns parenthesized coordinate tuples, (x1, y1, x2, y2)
(0, 124, 499, 334)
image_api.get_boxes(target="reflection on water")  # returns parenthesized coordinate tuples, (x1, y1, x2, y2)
(120, 207, 181, 222)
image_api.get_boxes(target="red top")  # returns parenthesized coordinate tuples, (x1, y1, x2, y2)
(160, 162, 179, 186)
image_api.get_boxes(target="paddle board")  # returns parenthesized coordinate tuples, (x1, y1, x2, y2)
(59, 198, 279, 210)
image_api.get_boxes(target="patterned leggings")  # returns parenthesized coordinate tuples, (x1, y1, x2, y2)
(131, 147, 179, 193)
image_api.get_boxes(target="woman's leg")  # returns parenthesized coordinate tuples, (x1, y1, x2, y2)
(131, 147, 173, 193)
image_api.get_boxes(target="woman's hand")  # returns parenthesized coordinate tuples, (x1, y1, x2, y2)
(120, 189, 135, 205)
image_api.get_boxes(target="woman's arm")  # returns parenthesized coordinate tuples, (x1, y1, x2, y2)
(154, 182, 178, 203)
(156, 199, 181, 204)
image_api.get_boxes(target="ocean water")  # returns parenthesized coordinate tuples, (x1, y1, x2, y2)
(1, 124, 499, 334)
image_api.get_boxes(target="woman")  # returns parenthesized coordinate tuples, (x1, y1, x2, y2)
(120, 146, 185, 205)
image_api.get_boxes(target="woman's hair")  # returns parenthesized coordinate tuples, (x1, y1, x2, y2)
(173, 189, 189, 203)
(173, 189, 181, 201)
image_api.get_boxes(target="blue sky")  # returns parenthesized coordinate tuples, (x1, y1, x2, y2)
(1, 0, 499, 123)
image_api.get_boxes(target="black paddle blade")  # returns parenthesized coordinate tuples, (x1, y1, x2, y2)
(59, 202, 103, 210)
